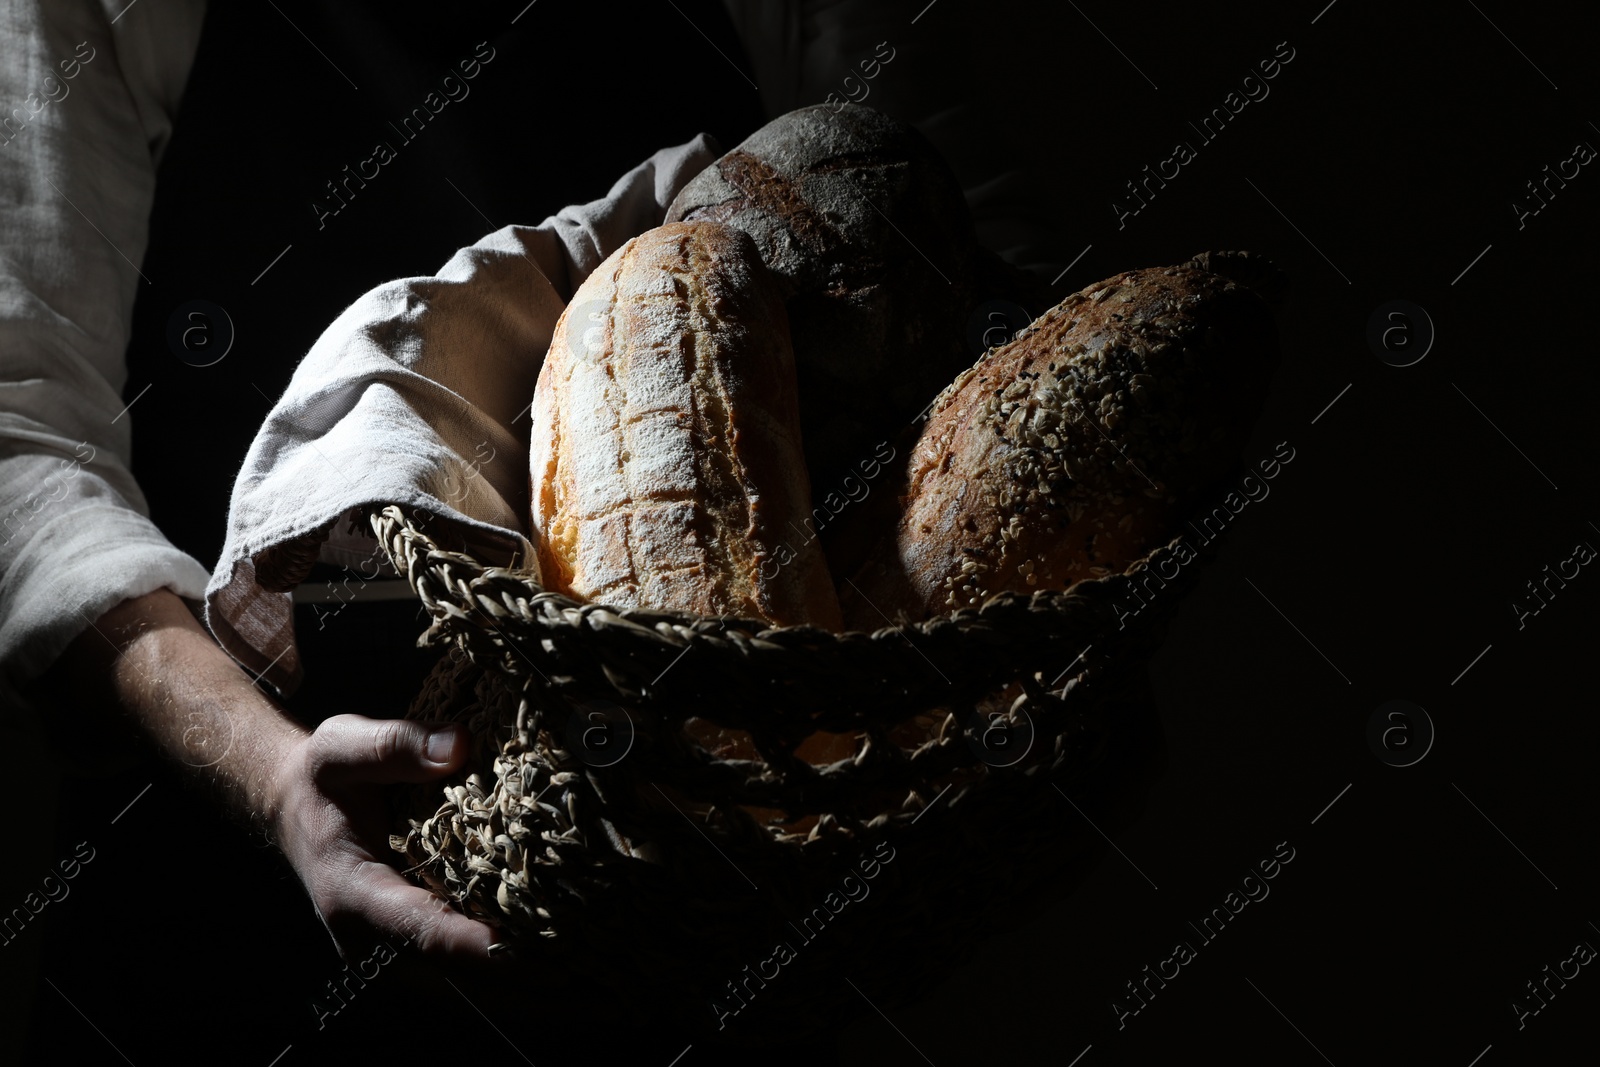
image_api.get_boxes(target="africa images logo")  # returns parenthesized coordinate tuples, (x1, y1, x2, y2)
(311, 41, 497, 230)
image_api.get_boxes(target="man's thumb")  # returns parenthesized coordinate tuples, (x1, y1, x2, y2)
(307, 715, 467, 787)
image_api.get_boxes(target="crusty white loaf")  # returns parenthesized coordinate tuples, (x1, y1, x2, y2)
(530, 220, 842, 631)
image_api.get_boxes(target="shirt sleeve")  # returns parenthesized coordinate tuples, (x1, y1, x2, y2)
(0, 0, 210, 696)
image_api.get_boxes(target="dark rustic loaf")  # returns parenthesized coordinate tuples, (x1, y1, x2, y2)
(839, 252, 1285, 628)
(666, 103, 1037, 505)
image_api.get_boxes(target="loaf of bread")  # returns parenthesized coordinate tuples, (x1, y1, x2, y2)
(529, 220, 841, 631)
(839, 252, 1285, 628)
(665, 103, 1015, 507)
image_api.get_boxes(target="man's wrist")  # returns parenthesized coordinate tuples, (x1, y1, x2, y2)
(33, 588, 309, 842)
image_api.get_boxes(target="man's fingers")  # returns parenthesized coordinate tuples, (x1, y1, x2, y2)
(287, 716, 513, 967)
(326, 861, 499, 962)
(305, 714, 467, 787)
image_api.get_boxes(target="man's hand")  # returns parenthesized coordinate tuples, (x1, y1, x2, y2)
(269, 714, 499, 961)
(29, 588, 500, 963)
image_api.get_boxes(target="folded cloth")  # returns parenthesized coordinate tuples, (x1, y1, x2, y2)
(204, 136, 720, 699)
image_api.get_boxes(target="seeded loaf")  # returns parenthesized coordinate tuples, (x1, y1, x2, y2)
(529, 220, 841, 631)
(839, 252, 1285, 627)
(664, 103, 1012, 503)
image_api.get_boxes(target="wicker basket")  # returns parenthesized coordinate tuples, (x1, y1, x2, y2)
(372, 502, 1199, 1042)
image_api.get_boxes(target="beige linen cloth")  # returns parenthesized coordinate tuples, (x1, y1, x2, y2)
(203, 137, 719, 698)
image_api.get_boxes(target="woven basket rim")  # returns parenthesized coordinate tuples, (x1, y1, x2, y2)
(363, 502, 1197, 670)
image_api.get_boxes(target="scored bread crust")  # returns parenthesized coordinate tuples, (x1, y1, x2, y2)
(840, 253, 1283, 627)
(530, 221, 841, 631)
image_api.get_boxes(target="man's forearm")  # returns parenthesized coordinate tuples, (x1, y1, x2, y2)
(29, 588, 306, 838)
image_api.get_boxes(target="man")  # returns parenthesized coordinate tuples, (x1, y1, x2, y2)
(4, 1, 1042, 1060)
